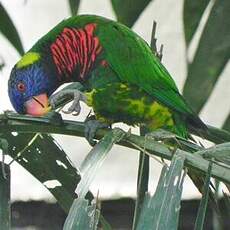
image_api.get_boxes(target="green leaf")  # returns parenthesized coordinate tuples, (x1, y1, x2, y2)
(76, 128, 125, 198)
(132, 152, 149, 230)
(132, 126, 149, 230)
(196, 142, 230, 166)
(0, 113, 230, 183)
(183, 0, 230, 113)
(68, 0, 80, 16)
(223, 114, 230, 132)
(0, 3, 24, 55)
(99, 215, 113, 230)
(194, 161, 213, 230)
(136, 153, 185, 230)
(64, 198, 100, 230)
(183, 0, 210, 46)
(0, 162, 10, 230)
(111, 0, 153, 27)
(0, 112, 111, 227)
(223, 192, 230, 220)
(213, 180, 224, 230)
(2, 132, 81, 212)
(190, 125, 230, 144)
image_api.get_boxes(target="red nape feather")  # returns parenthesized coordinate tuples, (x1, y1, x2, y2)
(50, 23, 102, 81)
(100, 59, 108, 67)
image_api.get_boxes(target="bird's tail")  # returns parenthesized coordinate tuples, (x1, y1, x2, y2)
(187, 114, 208, 133)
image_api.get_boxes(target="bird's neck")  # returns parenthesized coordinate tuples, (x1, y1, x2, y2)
(49, 23, 103, 85)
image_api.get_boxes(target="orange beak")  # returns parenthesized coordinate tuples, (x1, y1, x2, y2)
(25, 93, 51, 116)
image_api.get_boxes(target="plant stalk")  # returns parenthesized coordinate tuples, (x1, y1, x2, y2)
(0, 115, 230, 183)
(0, 162, 10, 230)
(132, 126, 149, 229)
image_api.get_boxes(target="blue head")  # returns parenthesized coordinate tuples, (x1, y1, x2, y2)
(8, 52, 56, 116)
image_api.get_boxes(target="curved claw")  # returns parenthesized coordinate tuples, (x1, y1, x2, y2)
(62, 109, 72, 114)
(72, 111, 81, 116)
(62, 104, 81, 115)
(84, 123, 97, 146)
(50, 89, 86, 116)
(84, 118, 109, 146)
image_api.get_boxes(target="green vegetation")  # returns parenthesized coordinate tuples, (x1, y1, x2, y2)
(0, 0, 229, 229)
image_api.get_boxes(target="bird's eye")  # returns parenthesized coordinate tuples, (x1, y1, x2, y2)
(17, 82, 26, 92)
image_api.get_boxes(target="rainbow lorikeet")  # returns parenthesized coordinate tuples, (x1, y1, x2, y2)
(8, 15, 207, 140)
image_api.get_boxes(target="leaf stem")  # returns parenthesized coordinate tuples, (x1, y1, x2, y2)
(0, 114, 230, 183)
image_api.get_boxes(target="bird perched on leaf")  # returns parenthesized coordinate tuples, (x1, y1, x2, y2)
(8, 15, 207, 142)
(8, 15, 211, 196)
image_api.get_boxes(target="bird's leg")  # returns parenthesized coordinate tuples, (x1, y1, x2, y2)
(145, 129, 182, 149)
(144, 129, 181, 163)
(49, 89, 87, 116)
(62, 90, 87, 115)
(84, 115, 110, 146)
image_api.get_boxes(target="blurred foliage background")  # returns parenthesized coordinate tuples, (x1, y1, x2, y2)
(0, 0, 230, 229)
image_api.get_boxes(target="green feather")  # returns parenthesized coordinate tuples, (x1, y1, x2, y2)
(97, 21, 193, 116)
(23, 15, 206, 137)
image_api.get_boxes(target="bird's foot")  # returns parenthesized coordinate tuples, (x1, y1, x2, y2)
(145, 129, 181, 148)
(84, 115, 110, 146)
(145, 129, 177, 141)
(49, 89, 87, 116)
(144, 129, 180, 162)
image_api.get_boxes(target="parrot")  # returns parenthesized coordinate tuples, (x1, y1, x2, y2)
(8, 14, 211, 198)
(8, 15, 207, 140)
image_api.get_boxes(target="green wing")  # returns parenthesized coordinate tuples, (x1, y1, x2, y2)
(97, 21, 194, 117)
